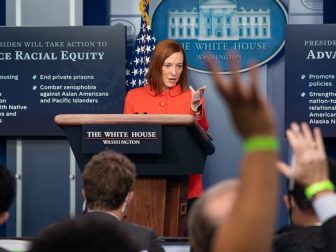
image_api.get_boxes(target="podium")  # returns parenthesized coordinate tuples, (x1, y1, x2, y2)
(55, 114, 215, 236)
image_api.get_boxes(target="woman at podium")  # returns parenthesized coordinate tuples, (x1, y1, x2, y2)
(124, 39, 209, 202)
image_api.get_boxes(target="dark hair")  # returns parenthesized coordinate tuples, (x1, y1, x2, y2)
(0, 165, 16, 212)
(29, 216, 139, 252)
(288, 157, 336, 213)
(146, 39, 188, 95)
(82, 151, 136, 211)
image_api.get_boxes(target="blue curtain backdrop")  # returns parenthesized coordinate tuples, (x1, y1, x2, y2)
(83, 0, 110, 25)
(324, 1, 336, 24)
(323, 1, 336, 161)
(0, 0, 6, 237)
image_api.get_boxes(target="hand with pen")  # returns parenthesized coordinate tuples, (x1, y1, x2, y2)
(277, 122, 329, 190)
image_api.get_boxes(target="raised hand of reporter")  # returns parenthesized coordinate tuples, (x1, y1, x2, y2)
(277, 122, 328, 187)
(205, 54, 276, 139)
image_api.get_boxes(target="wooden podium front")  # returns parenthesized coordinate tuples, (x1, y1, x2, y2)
(55, 114, 214, 236)
(128, 177, 188, 236)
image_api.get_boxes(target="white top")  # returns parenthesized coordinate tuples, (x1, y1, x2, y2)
(312, 193, 336, 223)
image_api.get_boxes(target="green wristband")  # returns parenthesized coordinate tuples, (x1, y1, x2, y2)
(304, 180, 335, 200)
(244, 136, 279, 153)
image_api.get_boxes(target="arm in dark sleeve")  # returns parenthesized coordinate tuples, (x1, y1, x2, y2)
(147, 229, 165, 252)
(322, 216, 336, 252)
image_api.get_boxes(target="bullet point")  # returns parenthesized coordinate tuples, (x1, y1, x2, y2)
(32, 75, 37, 80)
(301, 74, 305, 80)
(32, 85, 37, 90)
(301, 92, 306, 97)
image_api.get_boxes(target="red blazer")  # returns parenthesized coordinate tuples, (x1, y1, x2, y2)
(124, 84, 209, 198)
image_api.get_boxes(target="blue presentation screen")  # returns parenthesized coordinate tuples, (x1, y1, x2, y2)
(0, 26, 126, 136)
(285, 24, 336, 137)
